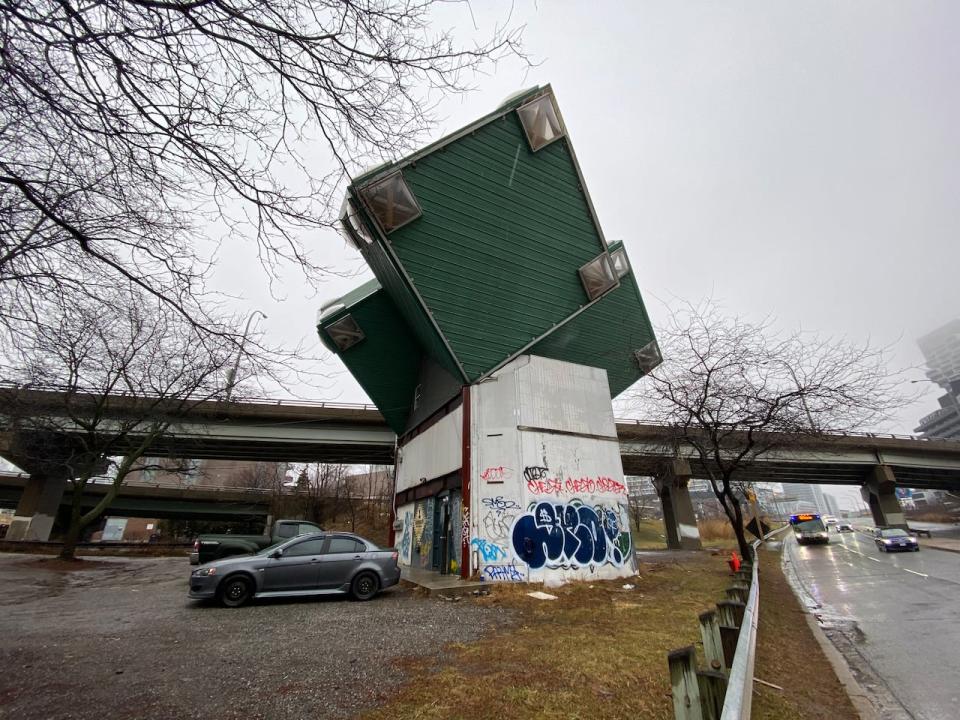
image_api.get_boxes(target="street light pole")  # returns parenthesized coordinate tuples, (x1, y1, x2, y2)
(225, 310, 267, 402)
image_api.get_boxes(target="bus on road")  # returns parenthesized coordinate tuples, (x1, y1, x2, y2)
(790, 513, 830, 545)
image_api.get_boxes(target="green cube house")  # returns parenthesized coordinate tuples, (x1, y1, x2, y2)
(318, 86, 660, 434)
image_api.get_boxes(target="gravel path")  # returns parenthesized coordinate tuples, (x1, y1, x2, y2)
(0, 554, 510, 720)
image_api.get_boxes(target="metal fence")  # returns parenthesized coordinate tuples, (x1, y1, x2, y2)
(666, 524, 790, 720)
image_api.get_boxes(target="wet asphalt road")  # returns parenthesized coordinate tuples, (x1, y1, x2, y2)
(784, 530, 960, 720)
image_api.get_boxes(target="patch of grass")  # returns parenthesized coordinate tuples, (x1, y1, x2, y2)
(632, 518, 667, 548)
(752, 547, 857, 720)
(361, 555, 732, 720)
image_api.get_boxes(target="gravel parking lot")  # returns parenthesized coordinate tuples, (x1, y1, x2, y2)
(0, 554, 511, 720)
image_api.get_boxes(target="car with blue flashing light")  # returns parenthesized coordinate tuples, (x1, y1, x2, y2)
(873, 528, 920, 553)
(789, 513, 830, 545)
(189, 532, 401, 607)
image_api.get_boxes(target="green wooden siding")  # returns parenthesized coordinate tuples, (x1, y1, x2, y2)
(317, 282, 423, 434)
(358, 227, 465, 382)
(383, 111, 608, 381)
(528, 262, 656, 399)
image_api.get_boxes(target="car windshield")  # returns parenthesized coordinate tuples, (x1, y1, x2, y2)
(881, 529, 909, 538)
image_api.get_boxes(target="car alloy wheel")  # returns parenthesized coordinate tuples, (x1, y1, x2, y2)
(352, 571, 379, 601)
(219, 577, 252, 608)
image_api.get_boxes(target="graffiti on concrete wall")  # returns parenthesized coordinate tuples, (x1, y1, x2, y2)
(511, 500, 632, 570)
(523, 466, 549, 482)
(483, 563, 525, 582)
(399, 511, 412, 563)
(480, 495, 520, 541)
(481, 496, 521, 513)
(471, 537, 508, 562)
(480, 466, 513, 483)
(525, 471, 627, 497)
(460, 503, 470, 546)
(414, 498, 435, 567)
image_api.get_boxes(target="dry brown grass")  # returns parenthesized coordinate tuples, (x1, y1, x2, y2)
(752, 547, 857, 719)
(360, 555, 732, 720)
(697, 518, 737, 540)
(907, 511, 957, 523)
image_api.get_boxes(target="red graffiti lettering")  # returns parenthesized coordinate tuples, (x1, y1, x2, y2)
(527, 477, 563, 495)
(526, 475, 627, 496)
(480, 466, 512, 482)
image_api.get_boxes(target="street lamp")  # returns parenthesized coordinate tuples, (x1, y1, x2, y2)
(225, 310, 267, 401)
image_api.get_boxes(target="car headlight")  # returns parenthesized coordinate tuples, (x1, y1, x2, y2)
(192, 567, 217, 577)
(882, 539, 893, 544)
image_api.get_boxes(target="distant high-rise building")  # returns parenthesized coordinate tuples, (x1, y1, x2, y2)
(915, 319, 960, 439)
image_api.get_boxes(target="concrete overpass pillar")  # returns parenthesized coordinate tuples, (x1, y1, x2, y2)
(653, 459, 702, 550)
(5, 471, 69, 541)
(861, 465, 907, 530)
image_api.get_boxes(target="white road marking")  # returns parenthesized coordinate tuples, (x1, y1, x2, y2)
(867, 557, 881, 562)
(903, 569, 928, 578)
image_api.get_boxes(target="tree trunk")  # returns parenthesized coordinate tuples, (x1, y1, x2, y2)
(58, 482, 86, 561)
(729, 495, 751, 560)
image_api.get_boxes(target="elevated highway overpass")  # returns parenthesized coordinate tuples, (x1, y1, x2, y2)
(4, 388, 960, 542)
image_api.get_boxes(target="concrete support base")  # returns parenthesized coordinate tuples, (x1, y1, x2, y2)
(654, 459, 703, 550)
(861, 465, 907, 530)
(5, 472, 68, 541)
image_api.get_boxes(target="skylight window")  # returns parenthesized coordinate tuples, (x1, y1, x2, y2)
(325, 314, 365, 352)
(578, 253, 617, 301)
(634, 340, 662, 374)
(359, 172, 422, 233)
(517, 94, 564, 152)
(338, 197, 374, 248)
(610, 248, 630, 278)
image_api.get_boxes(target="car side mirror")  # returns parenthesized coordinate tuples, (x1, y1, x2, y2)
(270, 549, 283, 559)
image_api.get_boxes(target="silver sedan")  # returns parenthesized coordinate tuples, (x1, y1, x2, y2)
(188, 532, 401, 607)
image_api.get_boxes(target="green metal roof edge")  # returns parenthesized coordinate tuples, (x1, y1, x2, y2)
(350, 85, 547, 188)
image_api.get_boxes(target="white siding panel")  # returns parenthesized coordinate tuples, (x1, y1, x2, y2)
(395, 406, 462, 493)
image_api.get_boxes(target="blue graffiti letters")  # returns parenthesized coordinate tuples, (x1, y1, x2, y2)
(483, 564, 525, 582)
(511, 501, 628, 570)
(471, 537, 508, 562)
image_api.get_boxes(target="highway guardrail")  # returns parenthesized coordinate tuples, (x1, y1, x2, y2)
(666, 524, 790, 720)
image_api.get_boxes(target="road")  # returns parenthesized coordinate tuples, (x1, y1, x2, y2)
(783, 529, 960, 720)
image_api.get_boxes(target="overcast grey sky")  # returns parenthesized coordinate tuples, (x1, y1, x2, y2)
(212, 0, 960, 453)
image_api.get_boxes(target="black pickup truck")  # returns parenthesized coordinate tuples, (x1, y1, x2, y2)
(190, 519, 324, 565)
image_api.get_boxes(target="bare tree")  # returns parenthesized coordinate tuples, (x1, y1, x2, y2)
(632, 300, 906, 558)
(0, 285, 264, 559)
(0, 1, 526, 344)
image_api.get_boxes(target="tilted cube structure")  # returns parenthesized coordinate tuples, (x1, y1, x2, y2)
(318, 86, 661, 582)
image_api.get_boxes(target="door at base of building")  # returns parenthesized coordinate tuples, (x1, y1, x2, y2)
(432, 494, 455, 574)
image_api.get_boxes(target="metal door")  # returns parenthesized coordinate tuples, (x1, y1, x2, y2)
(260, 538, 325, 591)
(316, 536, 365, 589)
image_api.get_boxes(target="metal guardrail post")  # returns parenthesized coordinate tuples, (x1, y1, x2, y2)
(718, 524, 791, 720)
